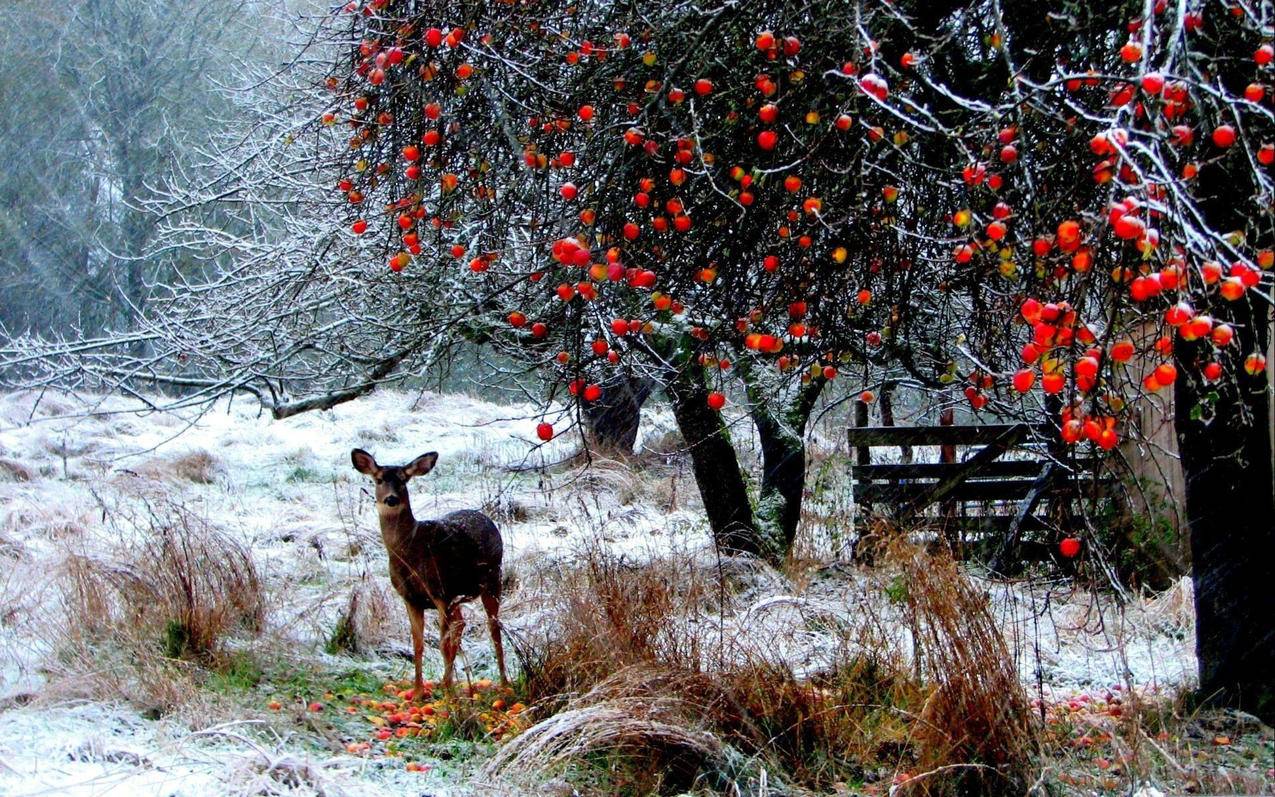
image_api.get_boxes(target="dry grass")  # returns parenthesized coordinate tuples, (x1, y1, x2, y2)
(46, 640, 204, 716)
(327, 577, 395, 655)
(171, 450, 222, 483)
(0, 499, 92, 542)
(484, 678, 730, 795)
(502, 539, 1040, 795)
(888, 540, 1040, 795)
(43, 499, 268, 718)
(637, 427, 687, 459)
(60, 498, 264, 665)
(0, 456, 34, 481)
(515, 541, 714, 708)
(1028, 682, 1275, 795)
(0, 527, 19, 561)
(133, 449, 222, 484)
(570, 455, 644, 507)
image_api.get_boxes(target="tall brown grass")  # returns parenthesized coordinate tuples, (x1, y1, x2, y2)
(0, 456, 34, 481)
(133, 449, 222, 484)
(516, 541, 711, 707)
(498, 538, 1041, 795)
(486, 675, 731, 795)
(889, 540, 1040, 795)
(60, 498, 264, 664)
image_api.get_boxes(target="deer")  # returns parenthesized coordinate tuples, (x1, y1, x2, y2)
(351, 448, 508, 696)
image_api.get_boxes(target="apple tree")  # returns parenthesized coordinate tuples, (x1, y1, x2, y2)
(313, 0, 1274, 718)
(3, 0, 1271, 720)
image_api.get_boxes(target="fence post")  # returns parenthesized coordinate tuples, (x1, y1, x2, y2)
(939, 407, 960, 555)
(854, 399, 871, 466)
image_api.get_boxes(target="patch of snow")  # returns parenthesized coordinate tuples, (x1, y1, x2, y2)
(0, 388, 1202, 795)
(0, 702, 453, 796)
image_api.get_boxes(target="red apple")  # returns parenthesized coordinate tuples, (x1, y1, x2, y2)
(1012, 369, 1035, 393)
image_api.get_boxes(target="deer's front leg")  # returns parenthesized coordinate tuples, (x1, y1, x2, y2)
(481, 592, 509, 687)
(405, 601, 425, 697)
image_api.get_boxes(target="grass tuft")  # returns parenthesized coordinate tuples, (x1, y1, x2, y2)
(57, 498, 265, 702)
(888, 540, 1041, 795)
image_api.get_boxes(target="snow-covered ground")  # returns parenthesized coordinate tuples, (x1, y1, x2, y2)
(0, 388, 1197, 795)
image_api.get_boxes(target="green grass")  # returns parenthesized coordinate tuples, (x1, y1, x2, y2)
(177, 648, 492, 778)
(325, 612, 359, 656)
(205, 650, 266, 693)
(270, 663, 389, 700)
(285, 465, 323, 483)
(200, 646, 392, 703)
(884, 573, 909, 604)
(161, 619, 191, 659)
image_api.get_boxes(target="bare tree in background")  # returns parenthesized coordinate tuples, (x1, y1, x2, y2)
(0, 0, 262, 337)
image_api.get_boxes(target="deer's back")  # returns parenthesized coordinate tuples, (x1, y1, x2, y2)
(390, 509, 502, 610)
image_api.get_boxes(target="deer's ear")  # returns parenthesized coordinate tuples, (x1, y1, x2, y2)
(351, 449, 379, 475)
(403, 452, 438, 479)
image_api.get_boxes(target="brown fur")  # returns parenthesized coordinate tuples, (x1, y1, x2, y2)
(351, 448, 508, 693)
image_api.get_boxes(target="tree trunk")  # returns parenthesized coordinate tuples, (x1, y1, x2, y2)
(582, 372, 652, 453)
(880, 385, 912, 464)
(752, 409, 806, 554)
(745, 370, 826, 556)
(1174, 297, 1275, 723)
(663, 366, 780, 561)
(854, 399, 871, 466)
(1176, 39, 1275, 719)
(939, 407, 959, 553)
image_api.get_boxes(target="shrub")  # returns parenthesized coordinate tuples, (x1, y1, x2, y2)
(61, 498, 264, 663)
(1091, 482, 1187, 591)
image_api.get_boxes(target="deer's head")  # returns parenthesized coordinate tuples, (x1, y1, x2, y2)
(351, 449, 438, 517)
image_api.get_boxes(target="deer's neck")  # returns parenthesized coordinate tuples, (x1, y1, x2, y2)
(378, 503, 428, 551)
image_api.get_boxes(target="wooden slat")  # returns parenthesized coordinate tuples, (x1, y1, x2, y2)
(897, 424, 1028, 517)
(853, 460, 1047, 481)
(877, 513, 1051, 530)
(856, 478, 1067, 504)
(944, 515, 1054, 535)
(846, 423, 1047, 447)
(854, 458, 1100, 482)
(865, 472, 1115, 498)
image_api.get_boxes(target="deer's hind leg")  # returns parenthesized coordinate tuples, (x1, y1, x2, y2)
(438, 601, 465, 690)
(481, 591, 509, 687)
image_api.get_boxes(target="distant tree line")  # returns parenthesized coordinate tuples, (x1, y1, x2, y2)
(0, 0, 278, 338)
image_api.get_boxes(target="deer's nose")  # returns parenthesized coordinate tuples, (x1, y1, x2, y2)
(383, 495, 401, 507)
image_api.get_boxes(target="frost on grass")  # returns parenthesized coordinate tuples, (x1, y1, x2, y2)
(0, 388, 1223, 795)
